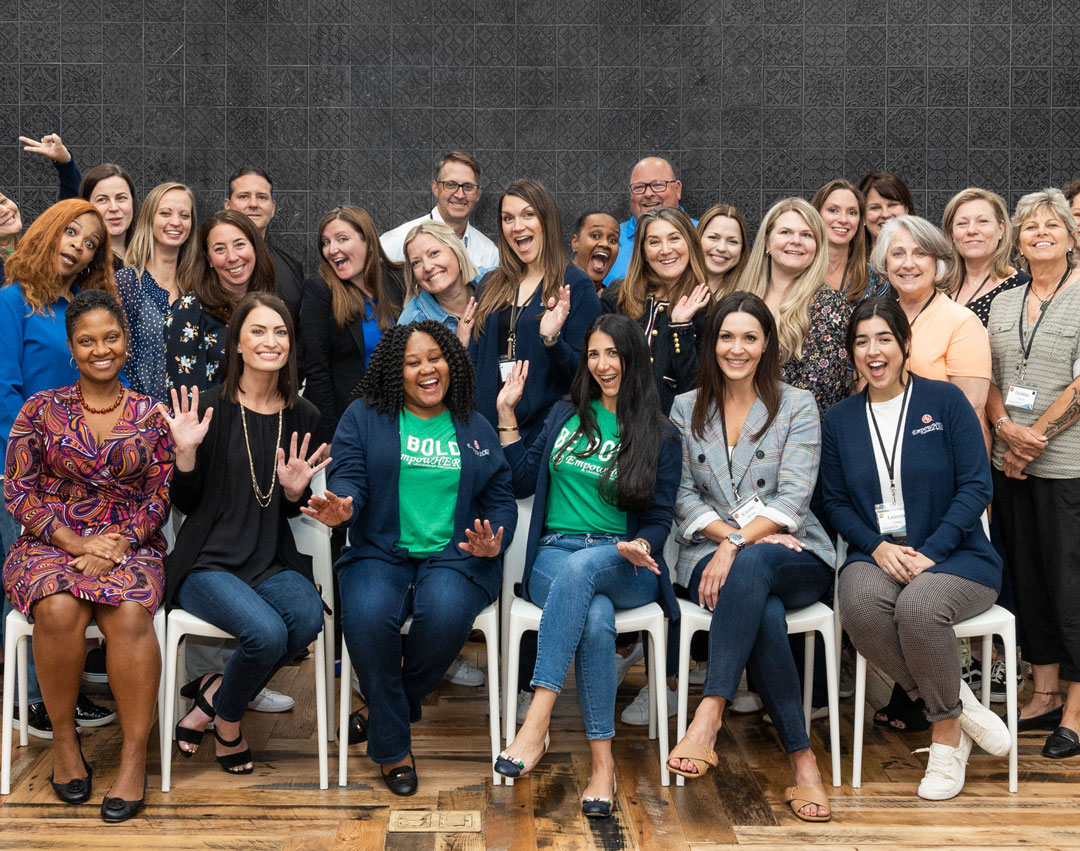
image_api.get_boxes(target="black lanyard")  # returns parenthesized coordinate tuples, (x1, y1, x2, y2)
(866, 379, 911, 503)
(506, 282, 541, 360)
(719, 413, 741, 500)
(910, 290, 937, 325)
(960, 273, 992, 308)
(1017, 268, 1070, 374)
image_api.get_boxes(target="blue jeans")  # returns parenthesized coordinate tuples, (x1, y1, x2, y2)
(528, 534, 660, 740)
(338, 558, 490, 764)
(1, 504, 41, 705)
(176, 569, 323, 723)
(688, 543, 831, 754)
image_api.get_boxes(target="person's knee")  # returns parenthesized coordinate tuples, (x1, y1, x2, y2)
(294, 591, 325, 645)
(894, 582, 949, 636)
(242, 617, 289, 661)
(581, 597, 616, 645)
(32, 594, 90, 634)
(100, 603, 156, 645)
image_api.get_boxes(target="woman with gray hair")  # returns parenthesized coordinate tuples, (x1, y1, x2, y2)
(399, 220, 479, 347)
(985, 188, 1080, 759)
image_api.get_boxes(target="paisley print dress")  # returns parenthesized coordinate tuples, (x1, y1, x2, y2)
(2, 386, 174, 620)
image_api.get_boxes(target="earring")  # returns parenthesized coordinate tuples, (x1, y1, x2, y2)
(69, 356, 76, 369)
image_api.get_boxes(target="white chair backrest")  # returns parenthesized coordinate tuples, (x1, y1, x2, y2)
(501, 497, 533, 600)
(289, 470, 334, 612)
(662, 521, 679, 581)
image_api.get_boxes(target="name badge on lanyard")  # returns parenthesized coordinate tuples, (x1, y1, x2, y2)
(1004, 384, 1037, 411)
(875, 501, 907, 535)
(499, 359, 515, 383)
(732, 494, 766, 529)
(1008, 272, 1069, 410)
(867, 380, 911, 539)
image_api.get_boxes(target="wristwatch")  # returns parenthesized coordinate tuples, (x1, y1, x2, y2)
(725, 532, 746, 551)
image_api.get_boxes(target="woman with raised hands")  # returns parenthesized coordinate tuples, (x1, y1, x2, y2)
(601, 207, 712, 415)
(304, 320, 516, 797)
(166, 293, 327, 777)
(492, 314, 681, 817)
(696, 204, 748, 300)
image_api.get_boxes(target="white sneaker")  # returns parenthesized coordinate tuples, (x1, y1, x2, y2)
(958, 680, 1011, 756)
(620, 683, 677, 726)
(516, 689, 533, 724)
(687, 662, 708, 686)
(763, 705, 828, 725)
(615, 641, 645, 687)
(730, 689, 764, 714)
(443, 654, 486, 686)
(248, 688, 295, 712)
(916, 730, 973, 800)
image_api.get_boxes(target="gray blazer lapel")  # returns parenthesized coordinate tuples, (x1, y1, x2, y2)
(729, 398, 769, 498)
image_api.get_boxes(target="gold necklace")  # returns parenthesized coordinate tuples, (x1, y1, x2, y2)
(239, 403, 283, 509)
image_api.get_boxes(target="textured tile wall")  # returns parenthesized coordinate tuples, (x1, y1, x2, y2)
(3, 0, 1079, 271)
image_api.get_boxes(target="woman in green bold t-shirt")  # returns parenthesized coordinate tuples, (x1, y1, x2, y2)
(490, 314, 682, 817)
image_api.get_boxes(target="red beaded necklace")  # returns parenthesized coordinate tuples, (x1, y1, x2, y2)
(75, 381, 126, 414)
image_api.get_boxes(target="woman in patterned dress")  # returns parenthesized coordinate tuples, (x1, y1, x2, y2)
(3, 290, 174, 821)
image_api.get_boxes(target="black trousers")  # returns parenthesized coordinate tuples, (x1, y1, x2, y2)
(992, 469, 1080, 681)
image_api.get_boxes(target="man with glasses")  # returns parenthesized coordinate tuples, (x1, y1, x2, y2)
(380, 151, 499, 269)
(603, 157, 694, 285)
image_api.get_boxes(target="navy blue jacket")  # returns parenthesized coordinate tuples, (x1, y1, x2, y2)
(328, 400, 517, 602)
(821, 374, 1002, 592)
(471, 263, 601, 448)
(503, 400, 682, 620)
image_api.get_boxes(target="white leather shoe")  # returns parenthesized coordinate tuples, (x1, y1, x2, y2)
(958, 680, 1011, 756)
(916, 730, 973, 800)
(443, 655, 485, 686)
(614, 642, 644, 688)
(620, 683, 676, 726)
(248, 688, 295, 712)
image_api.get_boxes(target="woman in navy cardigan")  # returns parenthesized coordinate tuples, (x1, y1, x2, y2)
(491, 314, 680, 817)
(822, 298, 1008, 802)
(305, 320, 516, 797)
(468, 180, 601, 448)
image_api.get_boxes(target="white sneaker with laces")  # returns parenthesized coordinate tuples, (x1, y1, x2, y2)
(248, 687, 295, 712)
(730, 689, 764, 714)
(958, 680, 1011, 756)
(916, 730, 973, 800)
(443, 654, 486, 686)
(615, 641, 645, 687)
(620, 683, 677, 726)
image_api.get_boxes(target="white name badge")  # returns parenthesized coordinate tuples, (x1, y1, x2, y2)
(875, 502, 907, 535)
(1004, 384, 1037, 411)
(731, 495, 766, 529)
(499, 359, 515, 383)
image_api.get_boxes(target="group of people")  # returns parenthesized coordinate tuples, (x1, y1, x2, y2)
(2, 139, 1079, 825)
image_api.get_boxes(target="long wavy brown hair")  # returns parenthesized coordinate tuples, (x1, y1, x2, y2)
(316, 206, 401, 329)
(4, 198, 115, 314)
(185, 210, 276, 323)
(811, 178, 870, 302)
(618, 207, 707, 320)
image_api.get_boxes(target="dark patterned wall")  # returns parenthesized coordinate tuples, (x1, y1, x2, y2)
(3, 0, 1080, 270)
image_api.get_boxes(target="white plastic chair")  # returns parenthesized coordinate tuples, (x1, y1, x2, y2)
(501, 499, 671, 787)
(160, 471, 334, 792)
(1, 606, 167, 795)
(337, 602, 501, 787)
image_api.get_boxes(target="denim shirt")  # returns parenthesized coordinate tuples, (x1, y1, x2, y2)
(398, 289, 461, 332)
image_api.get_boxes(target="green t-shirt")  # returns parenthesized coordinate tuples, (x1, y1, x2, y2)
(396, 409, 462, 558)
(544, 400, 627, 535)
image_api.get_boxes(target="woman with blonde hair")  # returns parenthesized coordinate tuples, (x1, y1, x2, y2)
(942, 187, 1026, 326)
(696, 204, 748, 299)
(601, 207, 711, 414)
(811, 179, 871, 303)
(115, 182, 199, 400)
(399, 219, 478, 346)
(0, 190, 23, 285)
(300, 205, 404, 444)
(737, 197, 852, 417)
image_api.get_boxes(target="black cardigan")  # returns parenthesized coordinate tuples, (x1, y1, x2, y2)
(163, 386, 321, 607)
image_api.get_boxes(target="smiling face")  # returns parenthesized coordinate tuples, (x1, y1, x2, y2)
(1017, 206, 1076, 267)
(320, 218, 369, 285)
(852, 315, 908, 398)
(236, 304, 290, 376)
(628, 158, 682, 220)
(951, 199, 1005, 264)
(501, 194, 544, 267)
(767, 210, 817, 277)
(700, 215, 743, 277)
(885, 227, 939, 301)
(55, 212, 105, 285)
(865, 188, 908, 238)
(586, 329, 622, 406)
(432, 160, 481, 228)
(89, 176, 135, 242)
(207, 222, 256, 301)
(642, 218, 690, 285)
(406, 232, 463, 297)
(715, 310, 765, 384)
(0, 191, 24, 237)
(225, 174, 276, 235)
(70, 307, 127, 386)
(819, 189, 861, 249)
(571, 213, 620, 284)
(152, 188, 193, 251)
(402, 331, 450, 417)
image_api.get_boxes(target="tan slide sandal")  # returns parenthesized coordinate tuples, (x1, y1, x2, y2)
(666, 737, 719, 779)
(784, 783, 831, 822)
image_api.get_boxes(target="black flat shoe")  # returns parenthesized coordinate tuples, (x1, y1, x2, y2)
(101, 774, 147, 823)
(1043, 726, 1080, 759)
(581, 778, 616, 818)
(381, 754, 418, 796)
(49, 736, 92, 804)
(1017, 704, 1064, 732)
(347, 709, 368, 745)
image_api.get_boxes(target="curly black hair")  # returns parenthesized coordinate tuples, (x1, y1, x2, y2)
(65, 289, 128, 340)
(356, 320, 476, 419)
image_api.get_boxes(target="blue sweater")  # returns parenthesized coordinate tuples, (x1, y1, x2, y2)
(328, 400, 518, 602)
(503, 400, 682, 620)
(471, 263, 600, 448)
(821, 374, 1001, 591)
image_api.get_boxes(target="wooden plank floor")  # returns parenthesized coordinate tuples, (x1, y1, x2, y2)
(2, 641, 1078, 850)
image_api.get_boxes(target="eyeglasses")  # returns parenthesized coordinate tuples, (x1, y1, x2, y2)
(436, 180, 480, 196)
(629, 179, 678, 196)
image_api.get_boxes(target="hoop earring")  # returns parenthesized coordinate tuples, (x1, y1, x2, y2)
(69, 356, 76, 369)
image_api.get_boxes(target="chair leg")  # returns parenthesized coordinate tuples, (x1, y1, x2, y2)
(980, 636, 993, 707)
(153, 613, 168, 787)
(482, 620, 502, 786)
(338, 641, 352, 788)
(1001, 623, 1018, 794)
(17, 638, 28, 749)
(852, 653, 867, 788)
(161, 627, 182, 793)
(1, 631, 18, 795)
(819, 621, 841, 788)
(646, 619, 670, 787)
(802, 632, 814, 734)
(314, 630, 328, 790)
(502, 620, 528, 788)
(646, 633, 657, 741)
(675, 617, 695, 788)
(324, 612, 336, 741)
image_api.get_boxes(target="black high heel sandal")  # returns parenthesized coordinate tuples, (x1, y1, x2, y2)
(49, 733, 93, 805)
(175, 673, 221, 757)
(215, 727, 254, 775)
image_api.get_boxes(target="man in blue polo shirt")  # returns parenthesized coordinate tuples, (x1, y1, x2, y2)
(602, 157, 694, 285)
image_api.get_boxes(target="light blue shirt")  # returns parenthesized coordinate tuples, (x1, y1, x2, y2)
(398, 289, 461, 332)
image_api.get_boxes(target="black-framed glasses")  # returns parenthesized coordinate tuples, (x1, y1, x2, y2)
(436, 180, 480, 196)
(629, 179, 678, 196)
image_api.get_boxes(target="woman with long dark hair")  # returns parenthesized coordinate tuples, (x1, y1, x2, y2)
(666, 293, 835, 822)
(491, 314, 681, 817)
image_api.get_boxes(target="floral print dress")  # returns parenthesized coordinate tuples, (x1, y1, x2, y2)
(781, 286, 853, 418)
(164, 293, 228, 392)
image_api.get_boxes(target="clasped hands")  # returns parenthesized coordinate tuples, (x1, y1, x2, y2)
(872, 540, 936, 585)
(69, 532, 130, 578)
